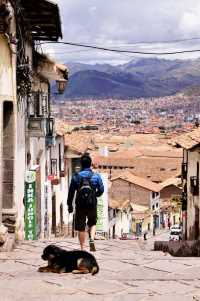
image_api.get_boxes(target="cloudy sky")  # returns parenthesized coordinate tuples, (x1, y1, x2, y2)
(44, 0, 200, 64)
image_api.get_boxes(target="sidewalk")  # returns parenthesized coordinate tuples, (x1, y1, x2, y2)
(0, 237, 199, 300)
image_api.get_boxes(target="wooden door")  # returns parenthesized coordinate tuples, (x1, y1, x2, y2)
(52, 194, 56, 234)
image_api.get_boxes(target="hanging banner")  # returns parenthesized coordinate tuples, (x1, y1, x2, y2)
(25, 171, 36, 240)
(96, 173, 108, 233)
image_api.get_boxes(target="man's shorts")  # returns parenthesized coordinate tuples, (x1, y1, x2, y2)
(75, 206, 97, 231)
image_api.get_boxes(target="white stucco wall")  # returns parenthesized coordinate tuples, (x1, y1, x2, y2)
(14, 110, 26, 240)
(0, 35, 21, 237)
(187, 149, 200, 239)
(115, 210, 131, 237)
(51, 136, 70, 230)
(0, 35, 14, 98)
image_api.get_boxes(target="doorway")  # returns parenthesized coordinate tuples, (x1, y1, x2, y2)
(195, 206, 199, 240)
(60, 203, 64, 235)
(2, 101, 14, 209)
(52, 194, 56, 235)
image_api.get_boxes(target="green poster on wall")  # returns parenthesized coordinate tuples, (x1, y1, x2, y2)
(25, 171, 36, 240)
(96, 174, 108, 233)
(96, 195, 104, 231)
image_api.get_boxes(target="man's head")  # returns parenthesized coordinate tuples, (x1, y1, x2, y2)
(81, 153, 92, 169)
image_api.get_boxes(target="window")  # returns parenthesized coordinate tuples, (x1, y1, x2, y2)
(51, 159, 57, 176)
(152, 204, 155, 210)
(28, 92, 49, 117)
(156, 203, 159, 208)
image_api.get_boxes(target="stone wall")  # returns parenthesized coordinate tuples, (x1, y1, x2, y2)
(154, 240, 200, 256)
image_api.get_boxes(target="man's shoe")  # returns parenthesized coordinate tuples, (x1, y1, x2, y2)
(89, 239, 96, 252)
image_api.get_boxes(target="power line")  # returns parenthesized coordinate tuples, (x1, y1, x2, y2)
(121, 37, 200, 45)
(40, 41, 200, 55)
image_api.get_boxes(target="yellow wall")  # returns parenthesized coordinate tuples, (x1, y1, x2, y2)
(0, 35, 14, 100)
(132, 215, 151, 233)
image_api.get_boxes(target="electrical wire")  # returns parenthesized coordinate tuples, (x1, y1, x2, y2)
(118, 37, 200, 45)
(39, 41, 200, 56)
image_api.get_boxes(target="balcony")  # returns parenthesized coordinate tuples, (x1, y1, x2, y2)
(190, 176, 199, 196)
(182, 163, 187, 180)
(28, 117, 46, 137)
(27, 91, 50, 137)
(28, 92, 49, 118)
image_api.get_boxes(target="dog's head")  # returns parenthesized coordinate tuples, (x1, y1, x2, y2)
(41, 245, 62, 261)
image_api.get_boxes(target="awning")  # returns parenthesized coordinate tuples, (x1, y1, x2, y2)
(33, 52, 68, 81)
(20, 0, 62, 41)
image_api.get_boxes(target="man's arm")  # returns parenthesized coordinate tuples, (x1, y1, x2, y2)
(96, 175, 104, 197)
(67, 176, 77, 212)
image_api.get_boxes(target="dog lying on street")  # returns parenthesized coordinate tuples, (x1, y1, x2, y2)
(38, 244, 99, 275)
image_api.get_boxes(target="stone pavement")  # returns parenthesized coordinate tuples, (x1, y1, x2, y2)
(0, 233, 200, 301)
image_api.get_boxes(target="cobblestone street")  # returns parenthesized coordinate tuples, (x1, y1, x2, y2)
(0, 233, 200, 301)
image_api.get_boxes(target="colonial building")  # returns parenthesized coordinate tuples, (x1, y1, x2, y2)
(108, 199, 133, 238)
(175, 128, 200, 240)
(0, 0, 16, 245)
(159, 177, 182, 228)
(110, 171, 162, 234)
(0, 0, 68, 245)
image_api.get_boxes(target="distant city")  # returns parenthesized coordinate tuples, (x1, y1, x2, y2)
(52, 93, 200, 135)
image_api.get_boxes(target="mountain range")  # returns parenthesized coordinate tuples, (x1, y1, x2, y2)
(54, 58, 200, 100)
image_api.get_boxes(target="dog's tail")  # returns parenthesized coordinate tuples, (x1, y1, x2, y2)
(91, 263, 99, 275)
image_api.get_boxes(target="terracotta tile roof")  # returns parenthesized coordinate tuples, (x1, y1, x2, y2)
(132, 212, 151, 219)
(108, 199, 132, 209)
(111, 148, 142, 158)
(55, 119, 70, 136)
(175, 128, 200, 150)
(64, 132, 94, 154)
(94, 156, 181, 183)
(111, 171, 162, 192)
(93, 155, 137, 168)
(160, 177, 182, 189)
(132, 204, 149, 212)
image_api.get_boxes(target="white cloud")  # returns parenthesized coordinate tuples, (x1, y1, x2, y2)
(47, 0, 200, 64)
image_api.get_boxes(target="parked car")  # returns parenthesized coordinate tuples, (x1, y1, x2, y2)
(169, 228, 182, 241)
(170, 224, 182, 231)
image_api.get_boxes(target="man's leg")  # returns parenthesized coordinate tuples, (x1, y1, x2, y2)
(75, 208, 86, 250)
(78, 231, 85, 250)
(88, 207, 97, 252)
(88, 225, 96, 251)
(89, 225, 96, 240)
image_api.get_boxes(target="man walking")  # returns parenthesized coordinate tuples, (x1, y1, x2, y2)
(67, 154, 104, 251)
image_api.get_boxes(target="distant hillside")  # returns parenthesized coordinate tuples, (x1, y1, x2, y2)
(54, 58, 200, 100)
(182, 86, 200, 96)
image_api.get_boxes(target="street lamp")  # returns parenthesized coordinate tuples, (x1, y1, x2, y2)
(56, 79, 67, 94)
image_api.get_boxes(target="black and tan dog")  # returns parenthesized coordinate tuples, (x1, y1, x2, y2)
(38, 244, 99, 275)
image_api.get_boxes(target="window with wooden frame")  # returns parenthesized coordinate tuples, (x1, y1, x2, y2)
(51, 159, 57, 177)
